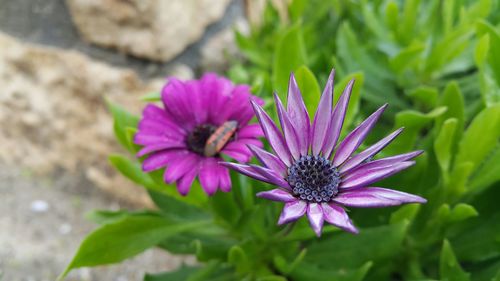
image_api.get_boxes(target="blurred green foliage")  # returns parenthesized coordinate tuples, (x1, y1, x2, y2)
(62, 1, 500, 280)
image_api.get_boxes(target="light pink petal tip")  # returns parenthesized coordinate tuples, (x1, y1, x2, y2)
(278, 200, 307, 225)
(333, 187, 427, 208)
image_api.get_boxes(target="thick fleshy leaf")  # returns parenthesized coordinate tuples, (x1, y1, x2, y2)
(275, 93, 301, 160)
(257, 189, 296, 202)
(321, 203, 358, 234)
(340, 128, 404, 173)
(287, 73, 311, 156)
(278, 200, 307, 225)
(248, 145, 287, 176)
(323, 80, 354, 157)
(333, 187, 426, 208)
(251, 100, 292, 166)
(307, 203, 325, 237)
(341, 161, 415, 189)
(333, 104, 388, 166)
(311, 70, 334, 155)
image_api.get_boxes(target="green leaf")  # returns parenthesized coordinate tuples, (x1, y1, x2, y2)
(288, 261, 373, 281)
(469, 145, 500, 192)
(440, 240, 471, 281)
(145, 265, 200, 281)
(475, 34, 490, 68)
(109, 154, 157, 190)
(437, 82, 465, 153)
(448, 203, 478, 223)
(60, 215, 209, 278)
(390, 43, 425, 73)
(140, 92, 161, 102)
(294, 65, 321, 115)
(333, 72, 364, 130)
(455, 105, 500, 172)
(406, 86, 438, 108)
(305, 222, 409, 268)
(272, 24, 307, 98)
(385, 1, 399, 34)
(390, 204, 421, 224)
(210, 191, 241, 225)
(106, 100, 139, 153)
(453, 213, 500, 262)
(228, 245, 250, 273)
(434, 118, 458, 176)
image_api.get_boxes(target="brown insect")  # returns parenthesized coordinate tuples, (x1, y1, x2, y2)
(204, 120, 238, 157)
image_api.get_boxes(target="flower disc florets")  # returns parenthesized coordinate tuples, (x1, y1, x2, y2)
(287, 155, 340, 203)
(186, 124, 216, 155)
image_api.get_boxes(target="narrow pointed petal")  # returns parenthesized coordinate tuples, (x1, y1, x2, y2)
(322, 80, 354, 157)
(321, 203, 359, 234)
(307, 203, 325, 237)
(311, 69, 334, 155)
(333, 187, 427, 207)
(278, 200, 307, 225)
(340, 161, 415, 189)
(340, 128, 404, 173)
(275, 93, 301, 160)
(221, 162, 268, 182)
(348, 150, 423, 174)
(248, 145, 287, 176)
(287, 73, 310, 156)
(257, 189, 296, 202)
(333, 104, 388, 166)
(250, 164, 290, 189)
(251, 100, 292, 166)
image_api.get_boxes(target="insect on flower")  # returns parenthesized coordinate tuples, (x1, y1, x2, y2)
(204, 121, 239, 157)
(134, 73, 264, 196)
(223, 69, 427, 236)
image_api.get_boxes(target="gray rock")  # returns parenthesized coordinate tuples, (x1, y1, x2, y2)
(66, 0, 232, 62)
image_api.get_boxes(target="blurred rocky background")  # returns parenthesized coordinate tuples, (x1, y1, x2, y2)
(0, 0, 267, 280)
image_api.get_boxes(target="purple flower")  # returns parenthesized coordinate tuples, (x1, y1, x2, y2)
(134, 73, 264, 196)
(224, 70, 426, 236)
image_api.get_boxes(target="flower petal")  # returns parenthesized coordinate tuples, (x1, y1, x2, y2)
(348, 150, 423, 174)
(137, 142, 186, 157)
(307, 203, 325, 237)
(321, 203, 358, 234)
(340, 161, 415, 189)
(164, 153, 200, 183)
(311, 69, 334, 155)
(247, 145, 287, 176)
(142, 149, 188, 172)
(199, 158, 222, 195)
(278, 200, 307, 225)
(251, 100, 292, 166)
(177, 166, 198, 195)
(287, 73, 310, 156)
(322, 79, 354, 157)
(250, 164, 290, 189)
(221, 162, 269, 183)
(238, 124, 264, 138)
(333, 187, 427, 207)
(275, 93, 301, 160)
(257, 189, 296, 202)
(218, 165, 232, 192)
(340, 128, 404, 173)
(333, 104, 388, 166)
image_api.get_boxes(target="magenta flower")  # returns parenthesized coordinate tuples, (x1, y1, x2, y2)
(224, 70, 426, 236)
(134, 73, 264, 196)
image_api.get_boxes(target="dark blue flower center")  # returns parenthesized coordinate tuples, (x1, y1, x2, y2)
(286, 155, 340, 203)
(186, 124, 216, 155)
